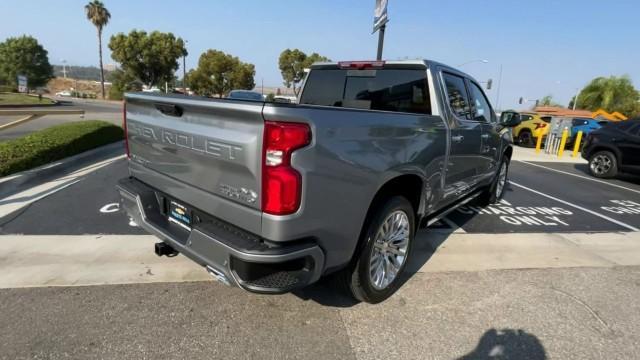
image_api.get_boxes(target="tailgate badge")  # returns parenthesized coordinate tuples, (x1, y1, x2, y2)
(219, 184, 258, 204)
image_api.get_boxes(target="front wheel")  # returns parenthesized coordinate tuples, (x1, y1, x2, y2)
(479, 155, 509, 206)
(338, 196, 415, 304)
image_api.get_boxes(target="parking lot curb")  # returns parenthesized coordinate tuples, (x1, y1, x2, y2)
(0, 98, 59, 109)
(0, 141, 125, 199)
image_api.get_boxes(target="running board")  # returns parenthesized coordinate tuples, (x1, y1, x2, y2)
(421, 191, 482, 228)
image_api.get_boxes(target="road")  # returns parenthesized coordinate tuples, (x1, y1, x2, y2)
(0, 97, 121, 141)
(1, 147, 640, 359)
(2, 267, 639, 360)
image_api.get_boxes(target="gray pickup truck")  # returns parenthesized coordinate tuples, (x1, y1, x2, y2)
(117, 59, 521, 303)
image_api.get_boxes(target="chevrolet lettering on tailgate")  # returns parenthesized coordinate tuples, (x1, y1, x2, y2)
(127, 120, 243, 162)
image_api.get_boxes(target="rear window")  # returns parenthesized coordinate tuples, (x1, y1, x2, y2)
(299, 69, 431, 115)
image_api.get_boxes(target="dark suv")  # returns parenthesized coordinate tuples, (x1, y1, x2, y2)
(582, 119, 640, 178)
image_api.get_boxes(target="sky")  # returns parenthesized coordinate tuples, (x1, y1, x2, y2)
(1, 0, 639, 110)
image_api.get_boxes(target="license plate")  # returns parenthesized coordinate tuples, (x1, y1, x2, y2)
(168, 200, 192, 230)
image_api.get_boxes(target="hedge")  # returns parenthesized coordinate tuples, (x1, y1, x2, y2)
(0, 120, 124, 177)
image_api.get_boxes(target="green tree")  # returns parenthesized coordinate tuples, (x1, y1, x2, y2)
(538, 94, 562, 107)
(573, 75, 640, 117)
(0, 35, 53, 90)
(107, 69, 142, 100)
(85, 0, 111, 99)
(108, 30, 187, 88)
(187, 50, 255, 97)
(278, 49, 330, 96)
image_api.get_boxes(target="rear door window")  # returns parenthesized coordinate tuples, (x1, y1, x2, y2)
(299, 69, 431, 115)
(468, 81, 496, 123)
(442, 73, 472, 120)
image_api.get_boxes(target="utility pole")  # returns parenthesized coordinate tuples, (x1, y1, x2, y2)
(182, 40, 188, 94)
(182, 55, 187, 93)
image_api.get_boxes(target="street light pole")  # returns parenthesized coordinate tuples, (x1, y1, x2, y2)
(572, 87, 581, 110)
(495, 64, 503, 110)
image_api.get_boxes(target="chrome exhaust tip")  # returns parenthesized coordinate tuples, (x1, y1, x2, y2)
(206, 266, 231, 286)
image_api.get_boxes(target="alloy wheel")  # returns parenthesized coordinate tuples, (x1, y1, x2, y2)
(368, 210, 410, 290)
(590, 154, 612, 175)
(496, 162, 508, 198)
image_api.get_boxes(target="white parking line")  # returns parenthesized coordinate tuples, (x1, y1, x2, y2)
(516, 160, 640, 195)
(510, 181, 640, 232)
(0, 155, 125, 219)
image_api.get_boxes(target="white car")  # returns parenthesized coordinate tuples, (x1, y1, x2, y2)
(55, 90, 72, 97)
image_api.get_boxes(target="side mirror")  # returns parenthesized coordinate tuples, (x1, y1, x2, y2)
(500, 111, 522, 127)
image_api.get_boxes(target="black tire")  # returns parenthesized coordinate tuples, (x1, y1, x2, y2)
(479, 155, 510, 206)
(589, 150, 618, 178)
(336, 196, 415, 304)
(517, 130, 535, 147)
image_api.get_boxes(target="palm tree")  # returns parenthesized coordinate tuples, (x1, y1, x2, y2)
(85, 1, 111, 99)
(576, 76, 640, 116)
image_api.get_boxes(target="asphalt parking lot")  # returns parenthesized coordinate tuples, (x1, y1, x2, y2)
(1, 147, 640, 359)
(2, 156, 639, 236)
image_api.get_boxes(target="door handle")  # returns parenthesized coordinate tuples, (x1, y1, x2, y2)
(452, 135, 464, 143)
(481, 134, 489, 139)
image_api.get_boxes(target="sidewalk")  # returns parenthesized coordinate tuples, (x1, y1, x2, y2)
(512, 145, 587, 163)
(2, 231, 639, 288)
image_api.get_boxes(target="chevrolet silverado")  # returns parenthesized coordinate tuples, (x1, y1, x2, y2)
(117, 59, 521, 303)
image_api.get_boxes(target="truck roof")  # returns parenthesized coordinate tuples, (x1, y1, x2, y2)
(309, 59, 477, 83)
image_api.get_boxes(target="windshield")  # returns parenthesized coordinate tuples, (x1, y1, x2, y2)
(299, 69, 432, 115)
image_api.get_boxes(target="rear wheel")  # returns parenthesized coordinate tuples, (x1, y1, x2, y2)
(337, 196, 415, 304)
(518, 130, 535, 147)
(589, 151, 618, 178)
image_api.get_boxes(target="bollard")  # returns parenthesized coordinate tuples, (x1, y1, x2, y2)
(572, 130, 583, 158)
(535, 132, 544, 154)
(544, 134, 553, 154)
(557, 127, 569, 157)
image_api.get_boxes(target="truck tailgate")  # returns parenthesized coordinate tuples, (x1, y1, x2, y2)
(125, 93, 264, 231)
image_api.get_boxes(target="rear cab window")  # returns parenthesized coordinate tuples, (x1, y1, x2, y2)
(299, 67, 431, 115)
(442, 73, 472, 120)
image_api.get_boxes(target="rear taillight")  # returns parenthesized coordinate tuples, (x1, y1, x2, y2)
(534, 122, 547, 130)
(123, 101, 130, 158)
(262, 121, 311, 215)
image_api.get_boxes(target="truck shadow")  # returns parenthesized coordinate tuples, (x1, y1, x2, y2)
(292, 186, 507, 307)
(458, 328, 547, 360)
